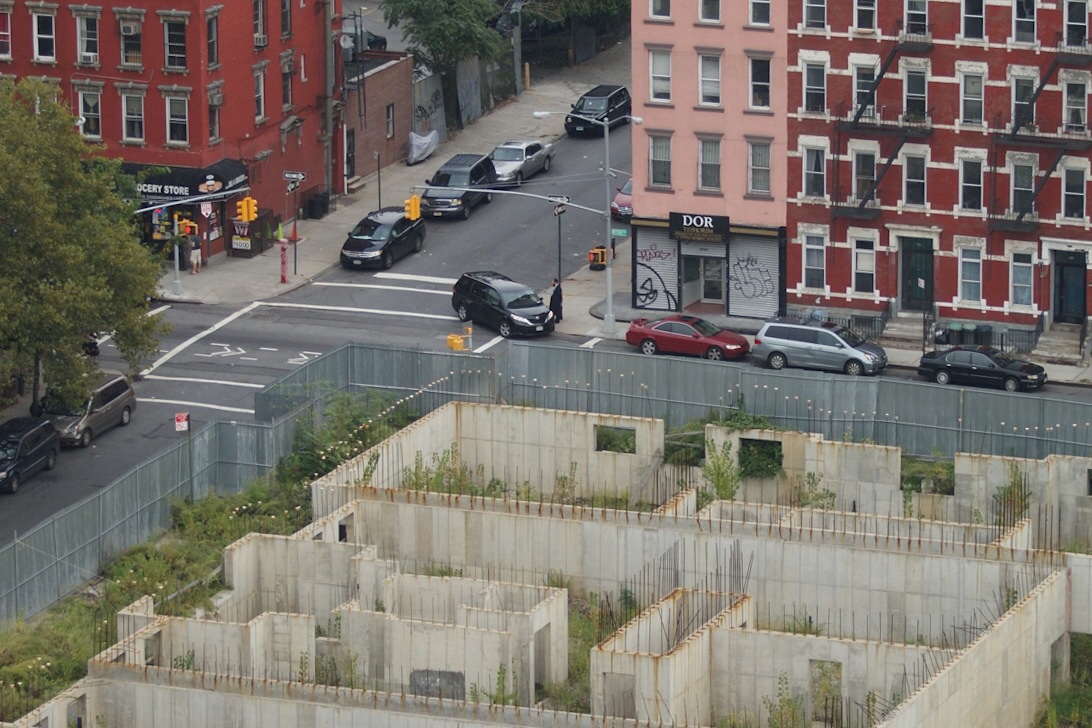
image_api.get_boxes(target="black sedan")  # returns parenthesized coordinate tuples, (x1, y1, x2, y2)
(917, 346, 1047, 392)
(340, 208, 425, 270)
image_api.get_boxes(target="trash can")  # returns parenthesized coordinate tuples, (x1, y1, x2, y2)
(948, 322, 964, 345)
(306, 192, 330, 220)
(976, 324, 992, 346)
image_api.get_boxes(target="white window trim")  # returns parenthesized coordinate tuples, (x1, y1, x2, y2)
(748, 55, 769, 110)
(0, 8, 11, 60)
(1007, 152, 1038, 217)
(77, 89, 102, 140)
(899, 148, 929, 210)
(853, 0, 877, 33)
(1059, 164, 1089, 223)
(1006, 242, 1037, 311)
(700, 53, 722, 107)
(802, 61, 827, 116)
(697, 136, 721, 192)
(749, 0, 771, 27)
(956, 155, 986, 214)
(746, 138, 772, 196)
(698, 0, 720, 23)
(165, 95, 189, 146)
(851, 148, 878, 204)
(850, 237, 878, 299)
(799, 225, 830, 293)
(957, 244, 985, 306)
(121, 93, 145, 142)
(1011, 0, 1037, 46)
(649, 49, 671, 104)
(801, 0, 828, 33)
(960, 0, 986, 42)
(32, 11, 56, 62)
(649, 0, 670, 20)
(957, 67, 986, 126)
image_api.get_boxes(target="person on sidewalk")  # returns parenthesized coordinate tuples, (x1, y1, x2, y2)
(549, 278, 563, 323)
(189, 234, 202, 274)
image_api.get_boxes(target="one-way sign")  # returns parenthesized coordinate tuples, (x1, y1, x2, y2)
(283, 170, 306, 181)
(547, 194, 570, 204)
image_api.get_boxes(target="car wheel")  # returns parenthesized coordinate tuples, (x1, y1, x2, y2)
(79, 430, 92, 448)
(8, 473, 19, 494)
(484, 192, 493, 204)
(844, 360, 864, 376)
(413, 234, 423, 253)
(640, 338, 658, 356)
(461, 205, 471, 220)
(767, 352, 787, 370)
(456, 304, 471, 322)
(1003, 377, 1020, 392)
(543, 156, 552, 173)
(382, 251, 394, 270)
(120, 407, 132, 426)
(45, 449, 57, 470)
(498, 320, 513, 338)
(514, 172, 523, 187)
(934, 370, 950, 385)
(706, 347, 724, 361)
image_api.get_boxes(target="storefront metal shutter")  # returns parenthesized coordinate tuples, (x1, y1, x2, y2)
(728, 234, 780, 318)
(634, 228, 679, 311)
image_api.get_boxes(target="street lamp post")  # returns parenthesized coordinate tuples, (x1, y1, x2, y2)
(533, 110, 641, 335)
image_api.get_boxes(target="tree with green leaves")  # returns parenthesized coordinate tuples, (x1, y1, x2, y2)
(0, 78, 167, 406)
(380, 0, 506, 129)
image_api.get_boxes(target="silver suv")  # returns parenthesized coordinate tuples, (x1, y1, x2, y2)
(36, 370, 137, 447)
(753, 318, 887, 376)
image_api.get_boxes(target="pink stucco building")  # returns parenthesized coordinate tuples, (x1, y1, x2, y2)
(629, 0, 788, 318)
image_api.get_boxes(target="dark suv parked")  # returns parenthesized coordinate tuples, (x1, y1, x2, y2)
(0, 417, 60, 493)
(565, 85, 632, 136)
(451, 271, 555, 338)
(420, 154, 497, 220)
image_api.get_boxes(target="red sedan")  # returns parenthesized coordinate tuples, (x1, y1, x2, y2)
(625, 314, 750, 361)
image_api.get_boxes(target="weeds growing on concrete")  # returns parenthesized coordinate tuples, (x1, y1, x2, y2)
(1036, 634, 1092, 727)
(539, 592, 597, 712)
(702, 439, 742, 502)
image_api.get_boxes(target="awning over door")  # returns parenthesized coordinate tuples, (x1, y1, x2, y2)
(122, 158, 248, 204)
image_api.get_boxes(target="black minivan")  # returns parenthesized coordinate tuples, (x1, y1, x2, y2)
(0, 417, 60, 493)
(565, 85, 632, 136)
(420, 154, 498, 220)
(451, 271, 555, 338)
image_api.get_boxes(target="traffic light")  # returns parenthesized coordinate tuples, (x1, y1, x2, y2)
(403, 194, 421, 220)
(235, 199, 247, 220)
(244, 197, 258, 222)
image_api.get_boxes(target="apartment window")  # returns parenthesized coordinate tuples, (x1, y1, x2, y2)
(960, 248, 982, 301)
(854, 65, 876, 117)
(1066, 82, 1087, 131)
(1013, 77, 1036, 128)
(166, 97, 188, 144)
(751, 0, 770, 25)
(748, 140, 771, 195)
(856, 0, 876, 30)
(281, 66, 293, 108)
(1064, 168, 1086, 218)
(255, 68, 266, 121)
(854, 151, 876, 200)
(962, 74, 984, 124)
(804, 63, 826, 113)
(281, 0, 291, 35)
(699, 138, 721, 191)
(121, 24, 142, 67)
(650, 135, 672, 186)
(1011, 162, 1035, 215)
(749, 58, 770, 109)
(963, 0, 984, 39)
(904, 154, 926, 205)
(0, 9, 10, 58)
(253, 0, 266, 35)
(1011, 253, 1033, 305)
(386, 103, 395, 138)
(165, 21, 186, 70)
(78, 16, 99, 64)
(904, 69, 927, 119)
(700, 54, 721, 105)
(1066, 0, 1088, 45)
(854, 240, 875, 293)
(805, 0, 826, 29)
(650, 50, 671, 102)
(122, 94, 144, 141)
(208, 99, 221, 142)
(700, 0, 720, 22)
(207, 16, 219, 67)
(961, 159, 983, 210)
(804, 234, 826, 288)
(650, 0, 670, 19)
(906, 0, 928, 34)
(79, 91, 101, 138)
(1014, 0, 1035, 43)
(33, 12, 56, 61)
(804, 147, 826, 197)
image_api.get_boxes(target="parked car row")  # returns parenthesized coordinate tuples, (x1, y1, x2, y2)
(623, 314, 1048, 393)
(1, 370, 137, 494)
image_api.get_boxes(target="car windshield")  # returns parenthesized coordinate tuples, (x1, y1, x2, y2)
(836, 327, 866, 347)
(40, 392, 87, 417)
(691, 319, 721, 337)
(990, 350, 1016, 366)
(620, 179, 633, 194)
(0, 439, 16, 459)
(503, 289, 542, 308)
(491, 147, 523, 162)
(575, 97, 607, 113)
(430, 171, 470, 187)
(348, 219, 391, 241)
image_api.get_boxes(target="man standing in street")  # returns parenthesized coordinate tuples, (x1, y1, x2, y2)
(549, 278, 563, 323)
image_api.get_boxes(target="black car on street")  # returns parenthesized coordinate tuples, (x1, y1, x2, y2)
(451, 271, 554, 338)
(340, 208, 425, 270)
(916, 346, 1047, 392)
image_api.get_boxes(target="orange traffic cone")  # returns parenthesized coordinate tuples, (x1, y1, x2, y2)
(290, 220, 299, 243)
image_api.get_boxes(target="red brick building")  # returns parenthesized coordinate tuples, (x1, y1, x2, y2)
(1, 0, 338, 256)
(786, 1, 1092, 343)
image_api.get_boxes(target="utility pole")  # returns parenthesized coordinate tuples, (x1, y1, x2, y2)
(323, 0, 336, 200)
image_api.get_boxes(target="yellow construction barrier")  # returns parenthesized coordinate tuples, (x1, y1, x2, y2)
(446, 326, 474, 351)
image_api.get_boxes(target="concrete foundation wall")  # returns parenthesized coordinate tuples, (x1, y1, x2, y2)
(1068, 552, 1092, 633)
(879, 570, 1068, 728)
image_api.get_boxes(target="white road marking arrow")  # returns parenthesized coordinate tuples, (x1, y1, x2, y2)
(195, 343, 247, 358)
(288, 351, 323, 365)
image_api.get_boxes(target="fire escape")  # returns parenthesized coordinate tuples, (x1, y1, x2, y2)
(831, 19, 933, 220)
(987, 29, 1092, 233)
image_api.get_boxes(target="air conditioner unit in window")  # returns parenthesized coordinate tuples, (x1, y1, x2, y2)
(80, 52, 98, 64)
(281, 60, 294, 73)
(253, 33, 268, 48)
(208, 92, 224, 106)
(120, 22, 138, 36)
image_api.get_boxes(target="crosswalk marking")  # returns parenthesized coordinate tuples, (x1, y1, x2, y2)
(373, 272, 459, 285)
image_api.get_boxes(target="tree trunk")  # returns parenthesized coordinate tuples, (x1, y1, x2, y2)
(32, 351, 42, 406)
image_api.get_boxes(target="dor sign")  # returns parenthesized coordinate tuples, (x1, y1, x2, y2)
(668, 211, 730, 244)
